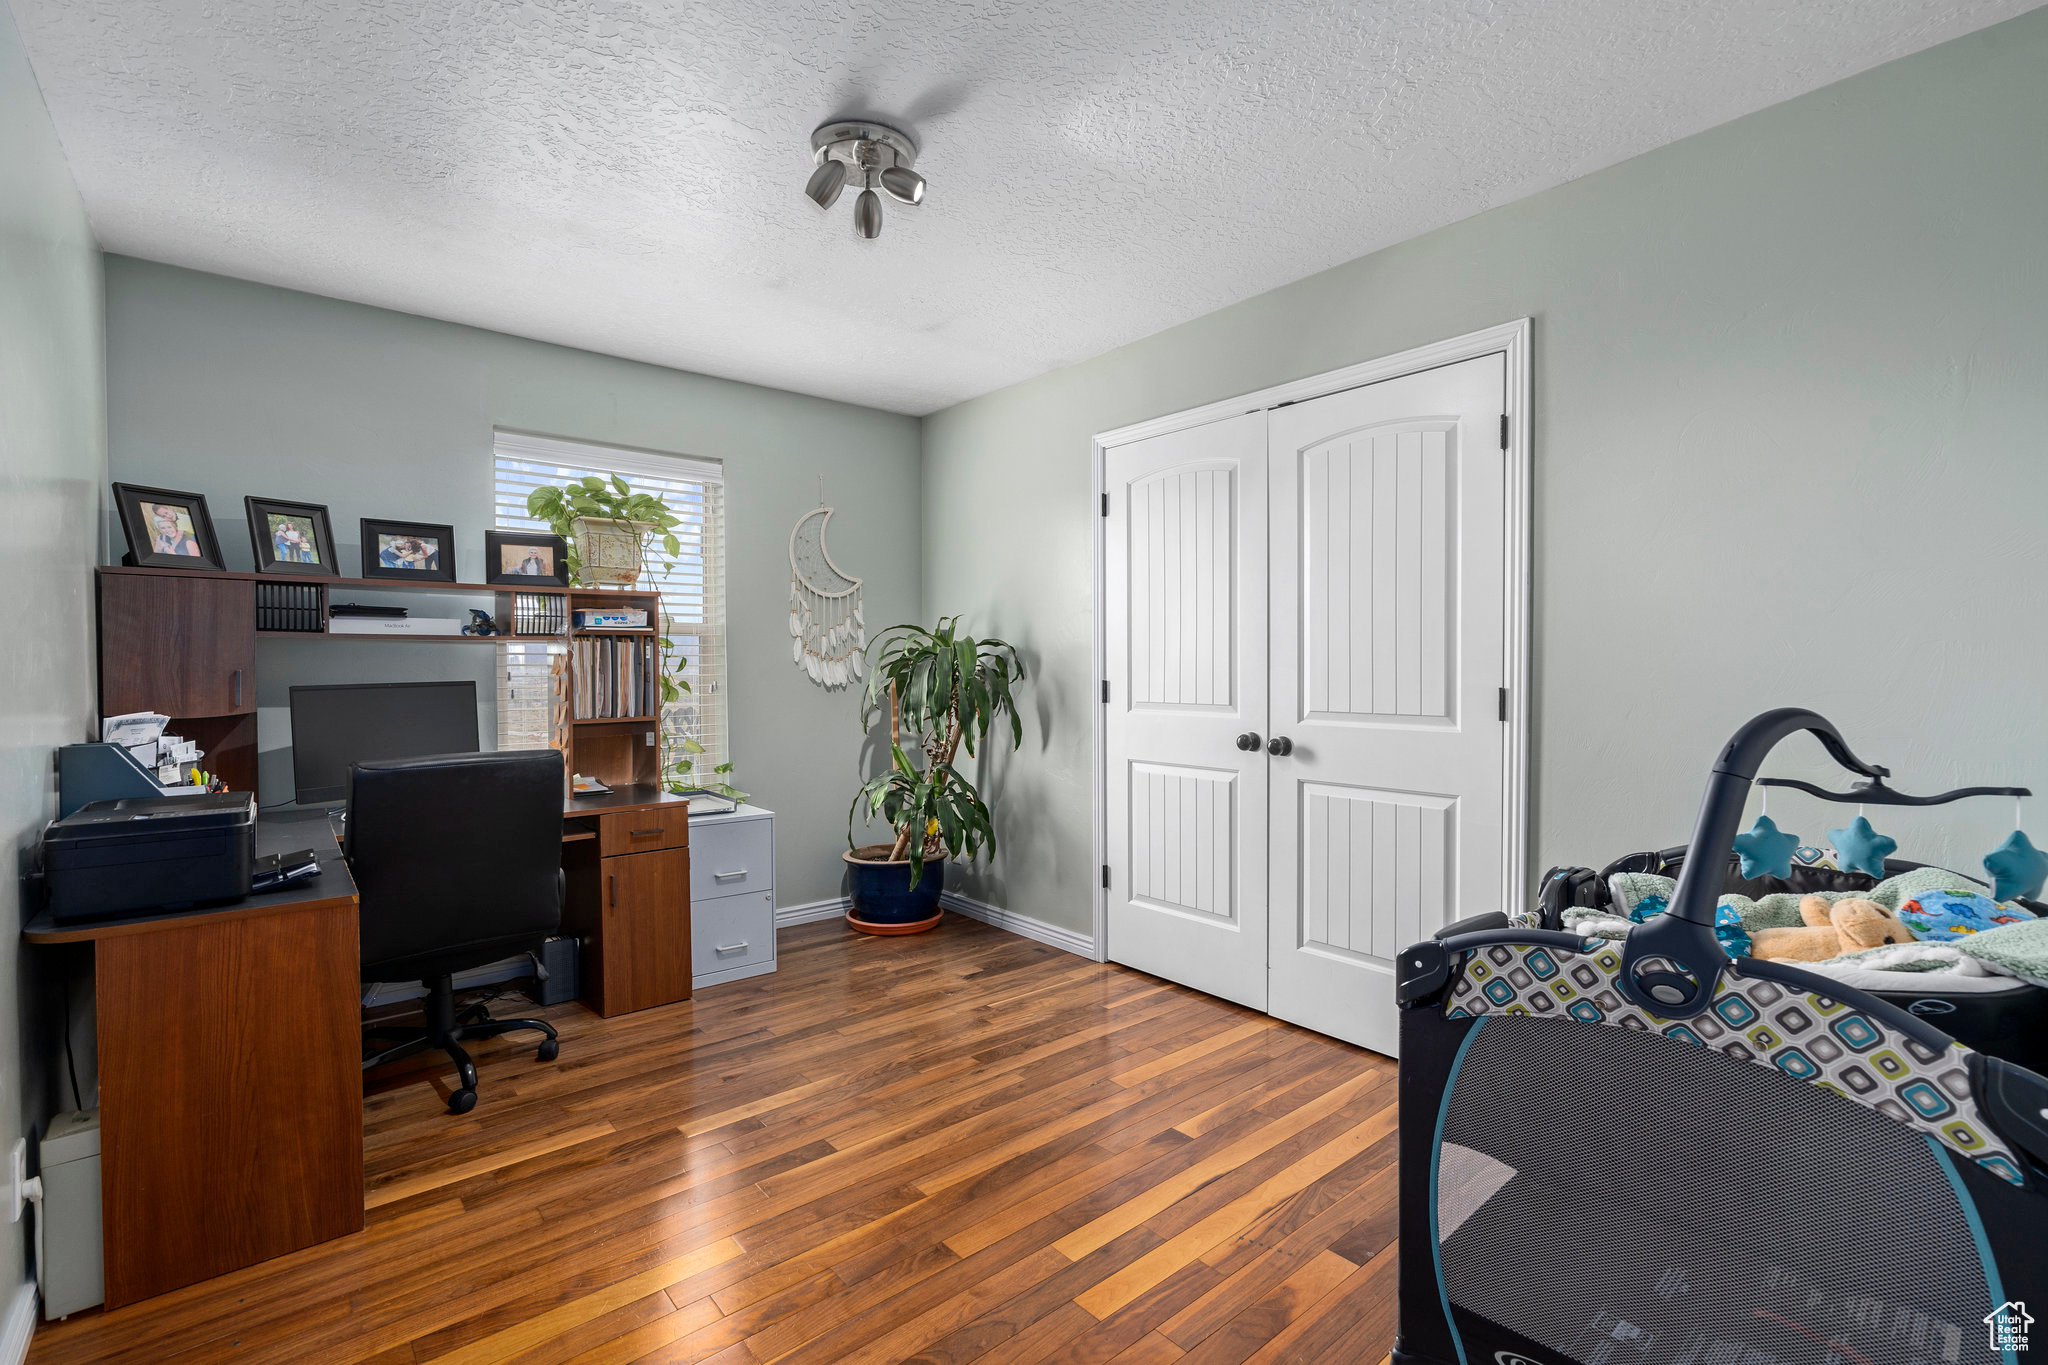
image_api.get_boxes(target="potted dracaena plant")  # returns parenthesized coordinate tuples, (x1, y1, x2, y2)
(845, 618, 1026, 934)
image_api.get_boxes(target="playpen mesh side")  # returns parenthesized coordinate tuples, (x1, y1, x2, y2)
(1437, 1017, 2003, 1365)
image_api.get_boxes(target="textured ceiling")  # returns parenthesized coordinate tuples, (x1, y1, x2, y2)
(12, 0, 2038, 414)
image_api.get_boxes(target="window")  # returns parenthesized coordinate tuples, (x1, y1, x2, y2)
(491, 431, 727, 786)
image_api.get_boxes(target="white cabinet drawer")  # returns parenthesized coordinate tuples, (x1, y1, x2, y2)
(692, 890, 774, 977)
(690, 818, 773, 902)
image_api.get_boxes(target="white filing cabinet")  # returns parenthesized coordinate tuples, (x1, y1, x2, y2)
(690, 804, 777, 990)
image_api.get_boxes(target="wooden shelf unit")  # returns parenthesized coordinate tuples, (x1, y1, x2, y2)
(561, 588, 665, 790)
(96, 566, 666, 797)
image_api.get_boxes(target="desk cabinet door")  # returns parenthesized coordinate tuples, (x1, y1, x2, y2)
(602, 846, 692, 1013)
(101, 573, 256, 717)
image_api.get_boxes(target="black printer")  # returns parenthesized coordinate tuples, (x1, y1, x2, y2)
(42, 791, 256, 924)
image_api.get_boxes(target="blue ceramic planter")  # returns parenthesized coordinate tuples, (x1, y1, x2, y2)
(844, 846, 945, 928)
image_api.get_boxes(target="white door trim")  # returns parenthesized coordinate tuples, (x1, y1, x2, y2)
(1091, 318, 1532, 963)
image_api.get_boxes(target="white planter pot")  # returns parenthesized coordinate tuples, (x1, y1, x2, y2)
(571, 516, 657, 586)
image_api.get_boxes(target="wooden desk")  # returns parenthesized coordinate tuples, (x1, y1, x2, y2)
(25, 811, 365, 1308)
(18, 789, 691, 1306)
(560, 786, 692, 1016)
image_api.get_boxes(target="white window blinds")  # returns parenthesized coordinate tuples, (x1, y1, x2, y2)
(491, 431, 727, 787)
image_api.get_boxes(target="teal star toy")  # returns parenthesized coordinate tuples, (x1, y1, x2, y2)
(1732, 815, 1799, 880)
(1983, 830, 2048, 902)
(1827, 815, 1897, 879)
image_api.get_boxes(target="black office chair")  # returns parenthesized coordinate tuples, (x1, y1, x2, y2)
(350, 750, 565, 1114)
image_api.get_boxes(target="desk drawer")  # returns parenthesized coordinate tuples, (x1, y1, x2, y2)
(692, 890, 774, 977)
(690, 819, 772, 902)
(599, 806, 688, 857)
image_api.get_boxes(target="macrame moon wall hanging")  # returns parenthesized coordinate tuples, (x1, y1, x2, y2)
(788, 505, 864, 689)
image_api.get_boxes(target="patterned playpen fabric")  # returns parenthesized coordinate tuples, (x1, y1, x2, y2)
(1445, 940, 2026, 1185)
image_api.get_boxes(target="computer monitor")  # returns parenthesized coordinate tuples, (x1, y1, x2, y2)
(288, 681, 481, 805)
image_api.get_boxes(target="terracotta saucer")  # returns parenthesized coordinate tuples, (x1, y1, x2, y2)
(846, 910, 943, 936)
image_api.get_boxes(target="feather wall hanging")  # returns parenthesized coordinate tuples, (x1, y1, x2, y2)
(788, 495, 864, 689)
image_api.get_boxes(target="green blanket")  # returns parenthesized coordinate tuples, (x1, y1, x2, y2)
(1593, 867, 2043, 980)
(1951, 918, 2048, 987)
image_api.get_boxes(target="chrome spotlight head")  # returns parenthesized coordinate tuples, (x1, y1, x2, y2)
(878, 165, 925, 206)
(803, 159, 847, 209)
(853, 188, 882, 239)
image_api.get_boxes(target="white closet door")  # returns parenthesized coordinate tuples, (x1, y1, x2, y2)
(1265, 354, 1508, 1054)
(1104, 412, 1269, 1010)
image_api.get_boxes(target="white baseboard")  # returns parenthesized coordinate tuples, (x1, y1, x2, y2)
(940, 891, 1099, 960)
(776, 891, 1098, 961)
(1, 1281, 36, 1365)
(775, 897, 851, 928)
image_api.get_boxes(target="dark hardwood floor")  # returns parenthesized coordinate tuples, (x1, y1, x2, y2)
(30, 915, 1399, 1365)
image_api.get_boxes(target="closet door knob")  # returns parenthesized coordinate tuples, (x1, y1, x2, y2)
(1235, 732, 1261, 752)
(1266, 736, 1294, 756)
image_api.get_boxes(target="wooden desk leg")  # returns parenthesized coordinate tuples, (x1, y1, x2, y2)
(96, 901, 364, 1307)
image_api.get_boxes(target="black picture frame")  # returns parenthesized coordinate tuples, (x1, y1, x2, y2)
(484, 530, 570, 587)
(112, 483, 225, 570)
(245, 496, 339, 577)
(359, 519, 457, 582)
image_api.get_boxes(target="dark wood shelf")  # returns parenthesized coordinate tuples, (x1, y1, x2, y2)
(561, 784, 688, 816)
(256, 628, 568, 644)
(98, 564, 661, 792)
(102, 564, 568, 596)
(296, 632, 547, 645)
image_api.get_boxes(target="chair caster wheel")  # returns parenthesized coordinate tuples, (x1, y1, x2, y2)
(536, 1039, 559, 1063)
(448, 1087, 477, 1115)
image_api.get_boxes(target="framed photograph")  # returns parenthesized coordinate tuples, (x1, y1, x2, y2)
(359, 519, 457, 582)
(245, 496, 338, 577)
(112, 483, 225, 570)
(485, 530, 570, 586)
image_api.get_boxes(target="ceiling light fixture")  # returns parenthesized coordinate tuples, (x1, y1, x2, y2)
(805, 120, 923, 239)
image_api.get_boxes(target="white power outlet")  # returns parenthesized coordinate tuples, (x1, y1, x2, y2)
(8, 1138, 26, 1222)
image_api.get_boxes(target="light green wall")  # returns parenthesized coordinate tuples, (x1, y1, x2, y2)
(1, 0, 105, 1310)
(923, 10, 2048, 936)
(105, 257, 921, 908)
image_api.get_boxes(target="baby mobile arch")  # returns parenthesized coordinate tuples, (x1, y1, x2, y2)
(788, 485, 865, 689)
(1732, 773, 2048, 901)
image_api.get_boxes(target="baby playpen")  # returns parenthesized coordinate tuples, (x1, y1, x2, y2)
(1396, 709, 2047, 1365)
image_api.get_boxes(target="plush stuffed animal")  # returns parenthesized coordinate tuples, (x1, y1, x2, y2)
(1750, 895, 1911, 963)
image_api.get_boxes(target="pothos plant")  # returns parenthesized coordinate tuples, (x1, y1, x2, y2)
(664, 749, 748, 805)
(526, 475, 685, 588)
(526, 475, 743, 803)
(849, 618, 1026, 887)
